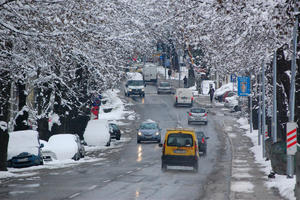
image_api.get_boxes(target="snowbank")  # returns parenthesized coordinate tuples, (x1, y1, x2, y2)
(237, 118, 296, 200)
(7, 130, 40, 160)
(215, 82, 237, 96)
(99, 89, 135, 120)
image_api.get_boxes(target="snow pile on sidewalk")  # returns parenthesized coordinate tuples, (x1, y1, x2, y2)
(99, 89, 135, 121)
(237, 118, 296, 200)
(215, 82, 237, 96)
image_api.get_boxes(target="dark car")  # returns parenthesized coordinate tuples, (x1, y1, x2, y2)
(195, 131, 209, 155)
(7, 152, 43, 168)
(109, 123, 121, 140)
(7, 130, 44, 168)
(137, 120, 161, 143)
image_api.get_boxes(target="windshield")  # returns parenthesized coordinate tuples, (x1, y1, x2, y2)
(191, 108, 206, 113)
(167, 133, 193, 147)
(140, 123, 157, 129)
(127, 80, 144, 86)
(160, 82, 170, 87)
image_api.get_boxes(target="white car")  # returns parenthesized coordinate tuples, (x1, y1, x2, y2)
(48, 134, 85, 161)
(224, 95, 241, 111)
(174, 88, 194, 107)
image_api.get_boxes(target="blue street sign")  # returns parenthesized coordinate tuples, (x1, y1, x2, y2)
(237, 76, 250, 96)
(160, 55, 163, 60)
(230, 74, 237, 83)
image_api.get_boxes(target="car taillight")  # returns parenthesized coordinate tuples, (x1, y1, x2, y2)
(204, 113, 207, 116)
(194, 142, 198, 159)
(189, 112, 192, 116)
(201, 138, 205, 144)
(176, 96, 178, 102)
(191, 97, 194, 101)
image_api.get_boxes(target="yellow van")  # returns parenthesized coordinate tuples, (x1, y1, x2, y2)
(160, 128, 199, 172)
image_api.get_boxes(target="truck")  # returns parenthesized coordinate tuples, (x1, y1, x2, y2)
(143, 64, 158, 83)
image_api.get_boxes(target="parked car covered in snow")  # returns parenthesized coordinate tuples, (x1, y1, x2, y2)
(224, 95, 241, 112)
(84, 119, 111, 147)
(7, 130, 43, 168)
(40, 140, 57, 162)
(48, 134, 85, 161)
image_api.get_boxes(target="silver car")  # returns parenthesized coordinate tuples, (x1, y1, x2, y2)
(137, 120, 162, 143)
(187, 108, 208, 125)
(157, 81, 172, 94)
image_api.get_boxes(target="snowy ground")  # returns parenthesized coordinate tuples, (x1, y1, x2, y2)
(0, 89, 136, 181)
(237, 118, 296, 200)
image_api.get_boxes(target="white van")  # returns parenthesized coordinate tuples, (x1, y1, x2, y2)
(124, 72, 145, 97)
(143, 65, 158, 82)
(174, 88, 194, 107)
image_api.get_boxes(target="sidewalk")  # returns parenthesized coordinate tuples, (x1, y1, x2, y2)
(194, 96, 286, 200)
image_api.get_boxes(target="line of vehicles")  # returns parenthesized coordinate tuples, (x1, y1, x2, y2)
(126, 64, 210, 172)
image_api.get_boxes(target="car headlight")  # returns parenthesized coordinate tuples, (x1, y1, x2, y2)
(129, 88, 132, 91)
(138, 131, 142, 136)
(155, 132, 159, 136)
(141, 88, 144, 91)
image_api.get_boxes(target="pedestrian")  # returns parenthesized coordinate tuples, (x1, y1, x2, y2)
(168, 69, 172, 79)
(183, 76, 187, 88)
(208, 85, 215, 103)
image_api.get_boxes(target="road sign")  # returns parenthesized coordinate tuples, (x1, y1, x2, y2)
(230, 74, 237, 83)
(287, 122, 298, 155)
(237, 76, 250, 96)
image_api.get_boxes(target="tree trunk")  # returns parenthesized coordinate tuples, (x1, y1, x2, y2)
(0, 132, 9, 171)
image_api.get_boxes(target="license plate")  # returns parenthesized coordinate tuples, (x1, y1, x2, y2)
(18, 158, 29, 162)
(173, 149, 186, 154)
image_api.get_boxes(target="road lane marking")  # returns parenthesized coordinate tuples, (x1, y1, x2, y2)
(103, 179, 111, 183)
(117, 174, 123, 178)
(127, 171, 133, 174)
(88, 185, 97, 191)
(69, 193, 80, 199)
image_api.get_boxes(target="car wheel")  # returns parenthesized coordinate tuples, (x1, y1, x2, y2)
(137, 140, 141, 144)
(106, 141, 111, 147)
(205, 121, 208, 125)
(157, 91, 160, 94)
(188, 121, 191, 125)
(116, 136, 121, 140)
(193, 162, 198, 172)
(161, 162, 167, 171)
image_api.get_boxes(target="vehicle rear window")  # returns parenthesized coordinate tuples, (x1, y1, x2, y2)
(167, 133, 193, 147)
(191, 108, 205, 113)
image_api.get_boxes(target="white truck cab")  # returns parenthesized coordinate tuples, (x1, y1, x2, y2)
(174, 88, 194, 107)
(124, 72, 146, 97)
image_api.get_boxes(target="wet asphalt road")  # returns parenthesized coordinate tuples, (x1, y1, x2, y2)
(0, 84, 232, 200)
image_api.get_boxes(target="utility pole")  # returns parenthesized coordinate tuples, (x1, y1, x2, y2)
(262, 61, 266, 158)
(249, 71, 253, 133)
(287, 1, 298, 179)
(258, 72, 262, 146)
(272, 51, 277, 143)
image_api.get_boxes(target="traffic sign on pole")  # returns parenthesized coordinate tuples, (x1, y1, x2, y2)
(230, 74, 237, 83)
(287, 122, 298, 155)
(237, 76, 250, 96)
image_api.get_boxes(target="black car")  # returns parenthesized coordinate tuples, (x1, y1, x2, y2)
(195, 131, 209, 155)
(109, 123, 121, 140)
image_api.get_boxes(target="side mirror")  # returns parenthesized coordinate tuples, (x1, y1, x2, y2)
(158, 143, 163, 147)
(40, 143, 44, 148)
